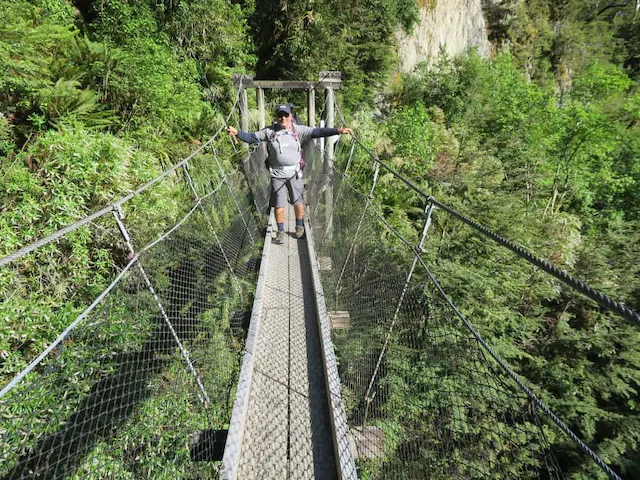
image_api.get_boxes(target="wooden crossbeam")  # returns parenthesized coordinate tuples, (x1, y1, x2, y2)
(232, 73, 341, 90)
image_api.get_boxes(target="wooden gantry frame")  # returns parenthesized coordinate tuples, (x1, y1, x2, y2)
(231, 71, 342, 168)
(231, 71, 341, 129)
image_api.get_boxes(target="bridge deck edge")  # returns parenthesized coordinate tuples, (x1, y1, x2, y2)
(220, 209, 274, 480)
(305, 218, 359, 480)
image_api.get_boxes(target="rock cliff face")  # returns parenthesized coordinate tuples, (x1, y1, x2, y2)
(396, 0, 491, 72)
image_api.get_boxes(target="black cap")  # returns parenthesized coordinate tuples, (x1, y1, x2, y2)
(276, 104, 292, 115)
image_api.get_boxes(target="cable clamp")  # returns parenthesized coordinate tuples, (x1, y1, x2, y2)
(112, 204, 125, 220)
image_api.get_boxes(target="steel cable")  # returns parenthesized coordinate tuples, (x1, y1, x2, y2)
(0, 180, 224, 400)
(340, 166, 620, 477)
(414, 253, 623, 480)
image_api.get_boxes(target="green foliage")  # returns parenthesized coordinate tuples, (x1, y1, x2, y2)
(37, 79, 117, 128)
(357, 43, 640, 477)
(245, 0, 419, 107)
(90, 0, 161, 43)
(0, 0, 256, 478)
(570, 62, 634, 103)
(386, 102, 436, 170)
(2, 0, 639, 477)
(0, 1, 76, 122)
(497, 0, 639, 88)
(154, 0, 256, 96)
(2, 127, 152, 230)
(105, 37, 206, 133)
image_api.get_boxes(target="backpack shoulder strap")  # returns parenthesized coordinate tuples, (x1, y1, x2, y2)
(269, 123, 300, 144)
(269, 123, 278, 142)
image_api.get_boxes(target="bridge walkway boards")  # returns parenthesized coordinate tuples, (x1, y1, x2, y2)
(229, 205, 338, 479)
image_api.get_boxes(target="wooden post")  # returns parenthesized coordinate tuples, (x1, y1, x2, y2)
(307, 88, 316, 127)
(324, 86, 335, 235)
(324, 87, 335, 173)
(239, 87, 249, 132)
(256, 87, 267, 161)
(257, 87, 265, 129)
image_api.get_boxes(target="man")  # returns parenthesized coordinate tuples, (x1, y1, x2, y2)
(227, 104, 352, 243)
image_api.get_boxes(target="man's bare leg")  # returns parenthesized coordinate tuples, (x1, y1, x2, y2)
(294, 202, 305, 238)
(275, 207, 285, 226)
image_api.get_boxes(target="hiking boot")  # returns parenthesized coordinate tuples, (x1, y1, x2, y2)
(295, 225, 305, 239)
(274, 230, 286, 244)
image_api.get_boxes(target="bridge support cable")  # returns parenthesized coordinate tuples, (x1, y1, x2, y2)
(0, 80, 246, 270)
(112, 206, 211, 406)
(362, 202, 435, 427)
(314, 103, 624, 478)
(348, 190, 619, 479)
(334, 162, 380, 308)
(310, 154, 535, 476)
(1, 174, 262, 477)
(183, 161, 245, 302)
(413, 253, 622, 480)
(314, 166, 567, 477)
(210, 144, 256, 246)
(0, 180, 221, 401)
(337, 119, 623, 478)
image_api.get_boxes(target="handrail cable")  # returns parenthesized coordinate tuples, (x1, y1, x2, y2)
(0, 180, 225, 400)
(414, 255, 623, 480)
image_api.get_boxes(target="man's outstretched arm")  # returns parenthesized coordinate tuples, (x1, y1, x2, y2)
(309, 127, 353, 138)
(226, 126, 261, 144)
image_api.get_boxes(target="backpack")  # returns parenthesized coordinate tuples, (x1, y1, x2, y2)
(265, 121, 305, 171)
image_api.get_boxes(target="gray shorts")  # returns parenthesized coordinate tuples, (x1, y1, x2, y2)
(270, 175, 304, 207)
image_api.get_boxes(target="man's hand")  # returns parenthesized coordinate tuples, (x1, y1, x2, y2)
(337, 127, 353, 135)
(226, 126, 238, 144)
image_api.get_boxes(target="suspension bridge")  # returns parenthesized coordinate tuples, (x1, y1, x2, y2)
(0, 76, 636, 480)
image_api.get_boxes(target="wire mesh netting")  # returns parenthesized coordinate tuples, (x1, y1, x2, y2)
(241, 145, 270, 217)
(231, 102, 625, 480)
(1, 151, 263, 479)
(305, 137, 571, 479)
